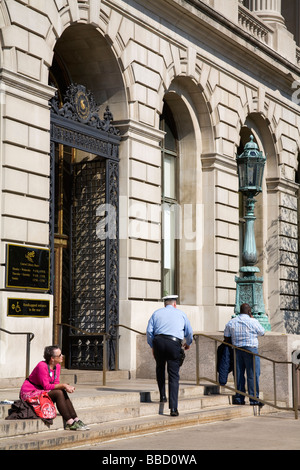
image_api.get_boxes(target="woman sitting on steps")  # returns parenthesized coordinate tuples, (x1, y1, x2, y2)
(20, 345, 89, 431)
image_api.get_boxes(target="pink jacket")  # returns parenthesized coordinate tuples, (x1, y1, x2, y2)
(20, 361, 61, 400)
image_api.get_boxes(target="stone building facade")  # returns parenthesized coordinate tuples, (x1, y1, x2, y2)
(0, 0, 300, 379)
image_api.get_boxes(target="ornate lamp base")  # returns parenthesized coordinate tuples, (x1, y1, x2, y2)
(234, 267, 271, 331)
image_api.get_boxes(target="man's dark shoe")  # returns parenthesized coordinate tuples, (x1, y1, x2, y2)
(250, 401, 264, 407)
(160, 396, 167, 403)
(170, 409, 179, 416)
(232, 398, 245, 405)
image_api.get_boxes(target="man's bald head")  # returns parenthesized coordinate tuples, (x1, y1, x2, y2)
(240, 303, 251, 316)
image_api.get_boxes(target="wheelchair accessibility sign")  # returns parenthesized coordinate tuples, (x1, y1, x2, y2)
(7, 298, 50, 318)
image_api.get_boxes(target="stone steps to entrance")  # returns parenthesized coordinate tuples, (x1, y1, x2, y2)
(0, 373, 273, 450)
(60, 369, 130, 385)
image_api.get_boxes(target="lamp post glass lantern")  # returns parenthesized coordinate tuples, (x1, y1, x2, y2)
(235, 135, 271, 331)
(237, 135, 265, 196)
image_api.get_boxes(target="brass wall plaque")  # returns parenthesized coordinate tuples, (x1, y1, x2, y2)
(7, 298, 50, 318)
(6, 244, 50, 291)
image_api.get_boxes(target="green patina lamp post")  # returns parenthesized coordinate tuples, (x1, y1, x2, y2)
(235, 135, 271, 331)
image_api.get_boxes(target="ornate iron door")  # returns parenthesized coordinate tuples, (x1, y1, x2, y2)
(50, 84, 120, 370)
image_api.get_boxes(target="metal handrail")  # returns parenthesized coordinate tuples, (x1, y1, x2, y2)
(114, 324, 299, 419)
(0, 327, 34, 377)
(194, 332, 299, 420)
(114, 323, 145, 372)
(58, 323, 110, 386)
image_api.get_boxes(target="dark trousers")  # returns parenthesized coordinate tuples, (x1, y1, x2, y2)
(48, 389, 77, 421)
(235, 347, 260, 404)
(152, 336, 181, 409)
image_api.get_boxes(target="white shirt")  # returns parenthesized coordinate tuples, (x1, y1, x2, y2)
(146, 305, 193, 348)
(224, 314, 265, 348)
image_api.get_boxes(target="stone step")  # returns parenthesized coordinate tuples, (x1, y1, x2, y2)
(60, 369, 130, 384)
(0, 382, 218, 418)
(0, 368, 129, 389)
(0, 394, 232, 442)
(0, 402, 271, 451)
(0, 378, 273, 450)
(0, 385, 231, 438)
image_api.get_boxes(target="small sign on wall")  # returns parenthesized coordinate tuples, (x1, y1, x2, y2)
(7, 298, 50, 318)
(6, 244, 50, 291)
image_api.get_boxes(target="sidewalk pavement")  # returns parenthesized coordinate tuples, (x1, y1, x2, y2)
(76, 410, 300, 451)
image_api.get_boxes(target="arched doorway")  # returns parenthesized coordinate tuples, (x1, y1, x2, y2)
(49, 24, 125, 370)
(49, 83, 120, 370)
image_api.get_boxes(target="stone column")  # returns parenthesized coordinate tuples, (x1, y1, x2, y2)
(201, 152, 240, 331)
(247, 0, 296, 62)
(248, 0, 285, 26)
(117, 119, 164, 371)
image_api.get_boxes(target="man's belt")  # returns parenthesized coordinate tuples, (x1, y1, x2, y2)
(156, 334, 182, 345)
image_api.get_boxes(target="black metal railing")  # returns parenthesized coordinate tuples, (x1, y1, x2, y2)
(0, 328, 34, 378)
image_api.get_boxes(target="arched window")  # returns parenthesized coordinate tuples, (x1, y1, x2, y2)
(160, 102, 179, 297)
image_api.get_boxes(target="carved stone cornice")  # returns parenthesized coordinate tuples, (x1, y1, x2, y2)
(266, 177, 299, 195)
(201, 152, 237, 175)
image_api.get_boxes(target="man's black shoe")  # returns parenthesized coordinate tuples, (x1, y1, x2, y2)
(250, 401, 264, 407)
(170, 409, 179, 416)
(232, 399, 245, 405)
(160, 396, 167, 403)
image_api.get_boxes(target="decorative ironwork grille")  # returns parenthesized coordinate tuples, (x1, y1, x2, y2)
(70, 159, 106, 368)
(49, 84, 120, 370)
(106, 159, 119, 369)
